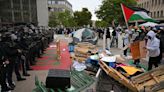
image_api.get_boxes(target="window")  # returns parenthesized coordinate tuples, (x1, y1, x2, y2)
(14, 12, 22, 22)
(152, 12, 153, 17)
(155, 0, 157, 5)
(152, 0, 154, 6)
(52, 1, 55, 4)
(147, 1, 149, 8)
(161, 10, 163, 17)
(48, 1, 51, 4)
(13, 0, 20, 10)
(158, 0, 163, 5)
(58, 1, 66, 5)
(157, 11, 159, 18)
(154, 12, 156, 18)
(144, 2, 146, 8)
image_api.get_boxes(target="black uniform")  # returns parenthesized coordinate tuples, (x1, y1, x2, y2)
(0, 41, 12, 92)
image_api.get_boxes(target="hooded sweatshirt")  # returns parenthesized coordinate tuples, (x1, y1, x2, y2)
(123, 29, 129, 45)
(146, 31, 160, 57)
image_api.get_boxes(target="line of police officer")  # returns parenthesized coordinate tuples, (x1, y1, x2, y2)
(0, 25, 54, 92)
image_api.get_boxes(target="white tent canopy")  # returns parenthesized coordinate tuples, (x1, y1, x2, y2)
(139, 22, 158, 27)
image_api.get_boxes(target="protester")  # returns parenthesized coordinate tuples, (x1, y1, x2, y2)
(122, 29, 129, 56)
(110, 27, 117, 48)
(146, 30, 160, 70)
(132, 27, 142, 67)
(106, 28, 111, 49)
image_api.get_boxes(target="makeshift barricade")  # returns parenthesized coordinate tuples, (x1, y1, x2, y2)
(99, 60, 164, 92)
(74, 42, 98, 62)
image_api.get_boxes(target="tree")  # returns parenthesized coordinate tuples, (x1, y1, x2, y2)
(95, 20, 108, 27)
(95, 0, 136, 25)
(74, 8, 92, 27)
(48, 12, 59, 27)
(48, 10, 77, 27)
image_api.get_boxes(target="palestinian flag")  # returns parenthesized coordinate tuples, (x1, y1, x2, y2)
(121, 4, 156, 22)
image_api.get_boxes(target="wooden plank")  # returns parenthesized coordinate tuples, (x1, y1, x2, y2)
(136, 75, 164, 91)
(157, 89, 164, 92)
(131, 65, 164, 83)
(131, 71, 164, 84)
(139, 41, 147, 58)
(150, 74, 159, 83)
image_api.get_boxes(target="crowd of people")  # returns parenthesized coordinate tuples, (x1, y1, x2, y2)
(0, 25, 54, 92)
(122, 26, 164, 70)
(0, 24, 163, 91)
(90, 26, 164, 71)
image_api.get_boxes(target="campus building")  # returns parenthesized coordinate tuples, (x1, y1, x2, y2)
(137, 0, 164, 22)
(48, 0, 73, 13)
(0, 0, 37, 25)
(0, 0, 49, 26)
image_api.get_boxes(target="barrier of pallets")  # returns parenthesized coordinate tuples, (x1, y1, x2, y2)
(99, 61, 164, 92)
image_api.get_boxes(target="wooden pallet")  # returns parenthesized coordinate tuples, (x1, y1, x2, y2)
(99, 61, 164, 92)
(99, 61, 137, 92)
(131, 65, 164, 91)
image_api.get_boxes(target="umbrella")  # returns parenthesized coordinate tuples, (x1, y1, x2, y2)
(73, 28, 98, 45)
(139, 22, 158, 27)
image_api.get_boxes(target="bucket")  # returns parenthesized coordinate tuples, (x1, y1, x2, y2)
(69, 45, 74, 52)
(109, 62, 116, 68)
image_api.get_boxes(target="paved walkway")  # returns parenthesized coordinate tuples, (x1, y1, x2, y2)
(11, 34, 123, 92)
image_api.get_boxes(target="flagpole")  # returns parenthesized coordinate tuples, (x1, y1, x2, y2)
(121, 3, 129, 28)
(135, 21, 138, 26)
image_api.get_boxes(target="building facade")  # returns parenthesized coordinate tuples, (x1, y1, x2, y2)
(48, 0, 73, 13)
(137, 0, 164, 22)
(37, 0, 49, 26)
(0, 0, 37, 25)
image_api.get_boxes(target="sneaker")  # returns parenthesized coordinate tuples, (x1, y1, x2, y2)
(1, 87, 12, 92)
(23, 73, 30, 76)
(8, 84, 15, 90)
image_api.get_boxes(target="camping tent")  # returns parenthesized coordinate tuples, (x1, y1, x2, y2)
(73, 28, 98, 45)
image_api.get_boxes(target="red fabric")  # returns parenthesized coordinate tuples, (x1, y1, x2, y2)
(32, 40, 72, 70)
(122, 4, 135, 22)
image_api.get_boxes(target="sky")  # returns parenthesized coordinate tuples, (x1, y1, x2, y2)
(67, 0, 102, 20)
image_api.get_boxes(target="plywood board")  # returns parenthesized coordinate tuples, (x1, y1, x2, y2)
(130, 41, 140, 60)
(139, 41, 147, 58)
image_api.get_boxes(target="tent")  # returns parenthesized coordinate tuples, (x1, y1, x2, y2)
(73, 28, 98, 45)
(139, 22, 158, 27)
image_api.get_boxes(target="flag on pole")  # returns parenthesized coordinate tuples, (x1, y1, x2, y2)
(121, 4, 156, 22)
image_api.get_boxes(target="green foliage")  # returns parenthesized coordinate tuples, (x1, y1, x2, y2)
(74, 8, 92, 27)
(95, 20, 108, 27)
(95, 0, 137, 25)
(48, 12, 59, 27)
(58, 11, 77, 27)
(48, 10, 77, 27)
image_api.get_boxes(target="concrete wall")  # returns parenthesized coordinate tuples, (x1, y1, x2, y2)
(37, 0, 49, 26)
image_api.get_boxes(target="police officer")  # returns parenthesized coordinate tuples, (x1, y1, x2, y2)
(0, 32, 12, 92)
